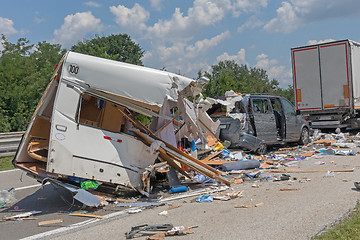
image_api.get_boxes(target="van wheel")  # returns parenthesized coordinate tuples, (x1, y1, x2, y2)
(256, 143, 267, 155)
(299, 127, 309, 145)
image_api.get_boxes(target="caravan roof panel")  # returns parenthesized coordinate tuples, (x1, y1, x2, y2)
(62, 52, 194, 108)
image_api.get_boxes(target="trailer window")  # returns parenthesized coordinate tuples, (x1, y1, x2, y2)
(78, 93, 124, 133)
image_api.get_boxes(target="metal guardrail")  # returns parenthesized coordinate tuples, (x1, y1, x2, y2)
(0, 131, 24, 157)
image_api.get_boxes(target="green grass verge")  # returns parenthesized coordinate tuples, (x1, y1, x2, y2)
(0, 156, 15, 171)
(313, 201, 360, 240)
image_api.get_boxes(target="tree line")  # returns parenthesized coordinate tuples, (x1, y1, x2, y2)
(0, 34, 293, 132)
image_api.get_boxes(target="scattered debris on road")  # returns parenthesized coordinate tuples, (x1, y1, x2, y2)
(37, 219, 63, 226)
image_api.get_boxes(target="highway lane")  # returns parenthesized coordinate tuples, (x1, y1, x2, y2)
(0, 169, 40, 190)
(0, 168, 121, 240)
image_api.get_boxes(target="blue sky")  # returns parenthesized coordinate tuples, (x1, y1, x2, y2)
(1, 0, 360, 88)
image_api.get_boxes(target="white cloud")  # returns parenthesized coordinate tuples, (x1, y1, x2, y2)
(237, 15, 263, 32)
(216, 49, 247, 65)
(232, 0, 268, 17)
(157, 42, 186, 61)
(143, 32, 229, 76)
(307, 38, 335, 45)
(263, 2, 300, 34)
(84, 1, 102, 8)
(189, 0, 226, 25)
(34, 17, 45, 24)
(0, 17, 18, 36)
(110, 3, 149, 33)
(111, 1, 268, 77)
(264, 0, 360, 34)
(186, 31, 230, 58)
(145, 1, 226, 41)
(255, 53, 292, 86)
(150, 0, 163, 10)
(52, 11, 103, 47)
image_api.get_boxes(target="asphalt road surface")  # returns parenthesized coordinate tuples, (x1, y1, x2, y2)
(0, 169, 122, 240)
(50, 154, 360, 240)
(2, 152, 360, 240)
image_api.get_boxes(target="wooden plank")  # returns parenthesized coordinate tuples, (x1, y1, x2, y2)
(198, 149, 212, 155)
(313, 139, 336, 144)
(199, 151, 222, 162)
(155, 111, 182, 135)
(68, 213, 104, 219)
(204, 133, 217, 147)
(199, 119, 221, 142)
(132, 130, 191, 179)
(38, 219, 63, 226)
(279, 146, 298, 151)
(280, 188, 300, 191)
(200, 160, 236, 165)
(301, 152, 315, 157)
(119, 107, 231, 185)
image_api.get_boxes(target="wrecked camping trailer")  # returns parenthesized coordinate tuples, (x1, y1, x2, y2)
(203, 91, 310, 154)
(13, 51, 230, 206)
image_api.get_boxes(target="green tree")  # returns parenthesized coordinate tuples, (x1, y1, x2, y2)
(71, 34, 144, 65)
(0, 35, 65, 132)
(201, 60, 294, 102)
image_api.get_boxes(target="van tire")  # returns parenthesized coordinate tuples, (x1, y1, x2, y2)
(256, 143, 267, 155)
(299, 127, 309, 145)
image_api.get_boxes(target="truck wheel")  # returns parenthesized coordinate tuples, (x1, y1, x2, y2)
(256, 143, 267, 155)
(299, 127, 309, 145)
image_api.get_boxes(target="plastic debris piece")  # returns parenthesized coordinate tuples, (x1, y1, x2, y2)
(169, 186, 188, 194)
(213, 195, 231, 201)
(334, 150, 357, 156)
(80, 180, 99, 190)
(116, 202, 164, 208)
(126, 224, 173, 239)
(158, 210, 168, 216)
(222, 159, 260, 171)
(214, 142, 224, 151)
(193, 174, 215, 183)
(324, 171, 335, 177)
(127, 208, 142, 214)
(196, 195, 213, 202)
(0, 188, 16, 207)
(3, 211, 42, 220)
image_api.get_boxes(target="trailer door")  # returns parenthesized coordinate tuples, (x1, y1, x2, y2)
(319, 41, 350, 109)
(292, 47, 322, 111)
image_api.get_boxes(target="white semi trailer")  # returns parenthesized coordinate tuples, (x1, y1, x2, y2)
(291, 39, 360, 130)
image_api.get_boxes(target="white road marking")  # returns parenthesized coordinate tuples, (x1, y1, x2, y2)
(0, 168, 20, 174)
(15, 183, 43, 191)
(20, 209, 128, 240)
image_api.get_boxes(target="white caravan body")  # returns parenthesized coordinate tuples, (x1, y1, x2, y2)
(13, 52, 199, 189)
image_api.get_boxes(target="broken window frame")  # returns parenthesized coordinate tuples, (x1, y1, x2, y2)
(76, 92, 125, 134)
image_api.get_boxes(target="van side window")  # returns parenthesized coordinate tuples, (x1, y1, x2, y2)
(252, 99, 272, 114)
(230, 101, 246, 113)
(281, 99, 295, 116)
(78, 93, 124, 133)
